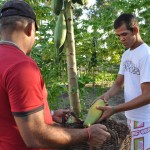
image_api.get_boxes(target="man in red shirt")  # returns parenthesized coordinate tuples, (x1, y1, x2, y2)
(0, 0, 110, 150)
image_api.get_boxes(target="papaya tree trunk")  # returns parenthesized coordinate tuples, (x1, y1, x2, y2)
(64, 1, 81, 118)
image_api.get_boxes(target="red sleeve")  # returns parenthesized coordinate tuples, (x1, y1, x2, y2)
(5, 61, 44, 113)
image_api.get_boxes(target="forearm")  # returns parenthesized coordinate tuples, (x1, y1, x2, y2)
(34, 124, 88, 149)
(105, 75, 124, 99)
(115, 93, 150, 113)
(15, 111, 88, 149)
(107, 82, 122, 98)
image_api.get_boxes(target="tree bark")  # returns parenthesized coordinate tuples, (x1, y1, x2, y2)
(64, 1, 81, 118)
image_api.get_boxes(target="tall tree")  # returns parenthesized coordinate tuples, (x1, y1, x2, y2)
(51, 0, 89, 118)
(64, 1, 81, 118)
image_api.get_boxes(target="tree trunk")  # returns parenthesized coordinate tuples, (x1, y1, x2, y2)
(64, 1, 81, 118)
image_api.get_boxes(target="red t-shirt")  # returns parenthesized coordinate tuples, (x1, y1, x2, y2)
(0, 44, 53, 150)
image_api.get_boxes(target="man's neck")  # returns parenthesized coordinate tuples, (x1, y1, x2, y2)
(0, 40, 26, 54)
(0, 40, 19, 48)
(130, 35, 144, 50)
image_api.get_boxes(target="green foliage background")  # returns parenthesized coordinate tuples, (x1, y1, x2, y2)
(0, 0, 150, 109)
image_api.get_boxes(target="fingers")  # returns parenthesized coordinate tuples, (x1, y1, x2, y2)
(104, 101, 109, 106)
(96, 105, 105, 110)
(103, 98, 109, 103)
(62, 109, 71, 118)
(96, 105, 114, 122)
(88, 125, 111, 147)
(106, 131, 111, 139)
(62, 112, 71, 123)
(62, 109, 71, 114)
(91, 97, 102, 105)
(97, 124, 108, 131)
(92, 98, 109, 107)
(98, 117, 104, 122)
(64, 114, 70, 121)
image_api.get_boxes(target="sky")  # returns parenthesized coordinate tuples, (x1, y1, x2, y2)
(87, 0, 96, 7)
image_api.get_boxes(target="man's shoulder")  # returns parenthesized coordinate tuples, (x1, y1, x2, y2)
(0, 45, 38, 78)
(121, 49, 130, 57)
(140, 43, 150, 50)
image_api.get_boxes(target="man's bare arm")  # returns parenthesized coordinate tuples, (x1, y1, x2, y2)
(14, 109, 110, 149)
(94, 74, 124, 103)
(97, 82, 150, 121)
(105, 74, 124, 98)
(115, 82, 150, 113)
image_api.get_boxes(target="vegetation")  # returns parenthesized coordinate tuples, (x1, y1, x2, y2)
(0, 0, 149, 115)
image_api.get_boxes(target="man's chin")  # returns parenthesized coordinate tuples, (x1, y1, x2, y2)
(123, 44, 129, 49)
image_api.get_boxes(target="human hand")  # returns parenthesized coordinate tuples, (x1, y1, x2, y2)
(52, 109, 71, 124)
(100, 92, 110, 102)
(92, 92, 110, 105)
(96, 105, 115, 122)
(87, 124, 111, 147)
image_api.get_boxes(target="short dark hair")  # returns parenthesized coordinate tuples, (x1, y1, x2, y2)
(0, 16, 34, 34)
(114, 13, 138, 31)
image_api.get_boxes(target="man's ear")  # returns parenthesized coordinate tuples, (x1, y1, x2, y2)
(24, 23, 32, 37)
(133, 26, 139, 34)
